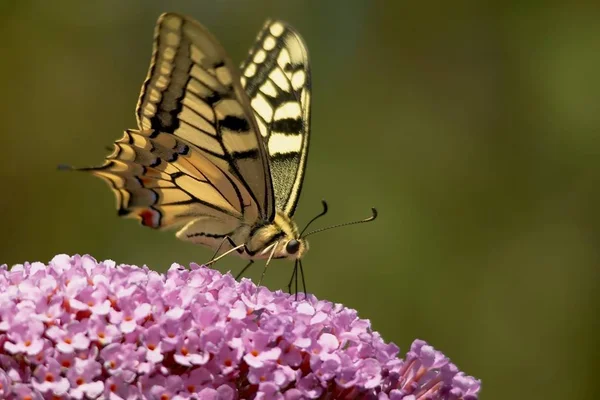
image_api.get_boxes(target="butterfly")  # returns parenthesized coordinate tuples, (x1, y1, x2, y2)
(64, 12, 376, 292)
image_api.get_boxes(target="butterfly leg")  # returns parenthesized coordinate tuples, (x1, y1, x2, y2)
(235, 260, 254, 280)
(287, 260, 307, 301)
(298, 259, 307, 301)
(209, 236, 235, 264)
(257, 243, 279, 289)
(287, 260, 298, 294)
(205, 237, 247, 266)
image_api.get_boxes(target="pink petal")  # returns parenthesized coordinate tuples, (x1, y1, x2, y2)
(318, 333, 340, 353)
(134, 303, 151, 320)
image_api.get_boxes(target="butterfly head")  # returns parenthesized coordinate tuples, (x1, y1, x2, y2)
(268, 236, 308, 260)
(285, 238, 302, 255)
(257, 200, 379, 260)
(266, 212, 308, 260)
(281, 236, 309, 259)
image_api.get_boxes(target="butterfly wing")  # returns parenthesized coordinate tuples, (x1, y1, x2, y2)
(86, 129, 249, 229)
(136, 12, 275, 221)
(78, 13, 280, 250)
(240, 20, 311, 217)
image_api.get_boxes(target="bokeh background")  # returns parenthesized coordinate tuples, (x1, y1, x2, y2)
(2, 1, 599, 399)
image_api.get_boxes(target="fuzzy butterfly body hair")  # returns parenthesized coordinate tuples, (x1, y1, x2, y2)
(64, 13, 376, 287)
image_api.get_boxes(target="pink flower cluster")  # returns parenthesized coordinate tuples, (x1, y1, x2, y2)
(0, 254, 480, 399)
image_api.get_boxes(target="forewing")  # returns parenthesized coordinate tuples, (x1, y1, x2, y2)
(240, 20, 311, 217)
(136, 12, 274, 220)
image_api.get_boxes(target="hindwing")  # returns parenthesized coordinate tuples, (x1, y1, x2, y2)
(84, 129, 252, 229)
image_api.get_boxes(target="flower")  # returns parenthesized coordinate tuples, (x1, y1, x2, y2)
(0, 254, 481, 399)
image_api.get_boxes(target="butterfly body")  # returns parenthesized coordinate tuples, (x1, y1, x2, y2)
(77, 13, 312, 264)
(176, 209, 307, 261)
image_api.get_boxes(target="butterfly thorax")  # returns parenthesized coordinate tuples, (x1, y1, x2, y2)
(245, 211, 308, 260)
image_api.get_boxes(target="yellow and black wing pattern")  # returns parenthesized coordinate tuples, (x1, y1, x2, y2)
(240, 20, 311, 217)
(135, 13, 276, 221)
(86, 13, 282, 235)
(85, 128, 254, 231)
(77, 14, 312, 251)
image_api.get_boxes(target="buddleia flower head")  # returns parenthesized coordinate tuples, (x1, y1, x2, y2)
(0, 254, 481, 399)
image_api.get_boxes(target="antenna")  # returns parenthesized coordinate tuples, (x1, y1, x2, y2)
(299, 200, 329, 237)
(301, 207, 378, 238)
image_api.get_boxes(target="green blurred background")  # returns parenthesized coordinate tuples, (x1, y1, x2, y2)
(2, 1, 599, 398)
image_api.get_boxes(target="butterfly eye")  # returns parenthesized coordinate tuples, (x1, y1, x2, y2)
(286, 239, 300, 255)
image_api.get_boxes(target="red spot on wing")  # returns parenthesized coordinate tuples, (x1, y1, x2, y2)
(139, 209, 158, 227)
